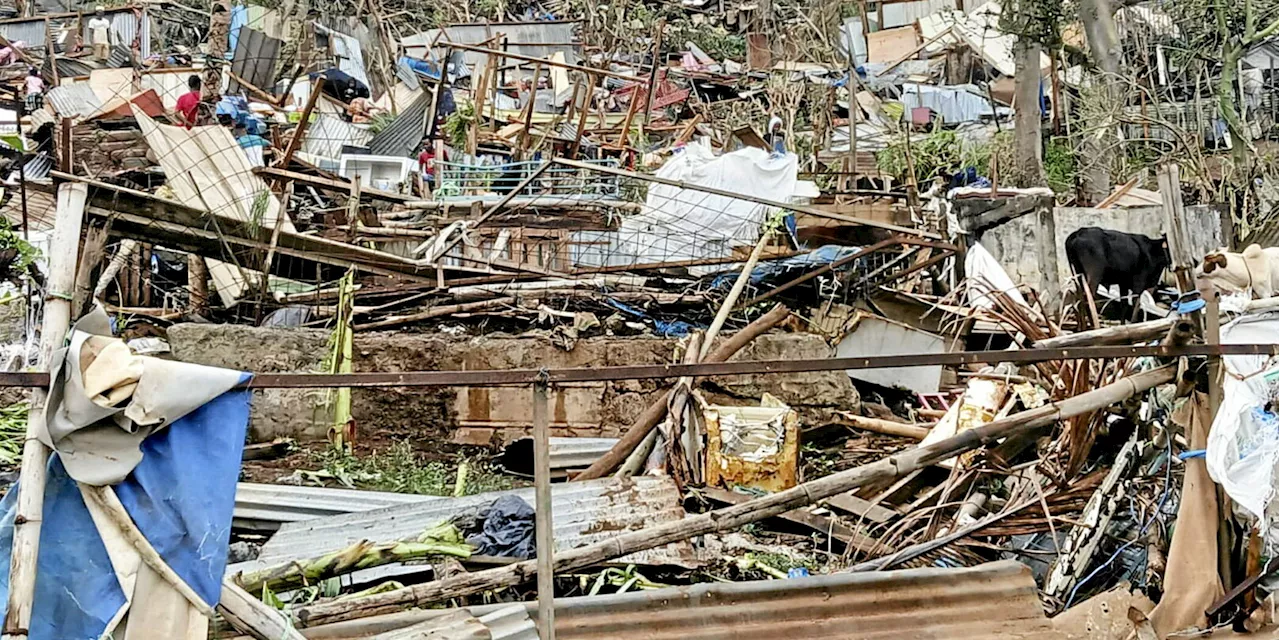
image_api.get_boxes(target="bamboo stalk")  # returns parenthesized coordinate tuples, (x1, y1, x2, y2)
(574, 303, 791, 481)
(292, 365, 1175, 628)
(838, 413, 932, 440)
(234, 527, 472, 594)
(219, 580, 307, 640)
(3, 183, 86, 638)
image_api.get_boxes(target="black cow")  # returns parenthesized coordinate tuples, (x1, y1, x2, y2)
(1065, 227, 1170, 323)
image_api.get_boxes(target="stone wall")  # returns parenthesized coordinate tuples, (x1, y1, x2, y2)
(166, 324, 861, 444)
(979, 203, 1227, 313)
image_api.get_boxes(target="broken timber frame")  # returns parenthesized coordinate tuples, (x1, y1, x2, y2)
(289, 365, 1178, 626)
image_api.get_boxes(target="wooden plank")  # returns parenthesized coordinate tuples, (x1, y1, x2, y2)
(255, 166, 416, 203)
(866, 26, 920, 64)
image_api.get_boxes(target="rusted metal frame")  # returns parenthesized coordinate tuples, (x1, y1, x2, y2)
(0, 345, 1269, 390)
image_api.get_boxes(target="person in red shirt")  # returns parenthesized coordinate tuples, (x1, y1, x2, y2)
(175, 75, 201, 128)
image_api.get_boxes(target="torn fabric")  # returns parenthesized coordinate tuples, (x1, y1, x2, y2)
(0, 377, 250, 639)
(39, 307, 243, 485)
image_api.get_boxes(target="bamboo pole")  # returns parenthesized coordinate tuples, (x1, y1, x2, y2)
(219, 580, 307, 640)
(292, 365, 1176, 627)
(574, 303, 791, 481)
(1032, 297, 1278, 348)
(352, 297, 516, 331)
(3, 182, 87, 638)
(699, 230, 773, 361)
(532, 380, 555, 640)
(838, 413, 932, 440)
(642, 19, 666, 126)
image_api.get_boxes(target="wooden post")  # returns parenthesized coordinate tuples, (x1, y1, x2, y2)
(843, 27, 860, 191)
(532, 379, 555, 640)
(642, 19, 666, 126)
(2, 182, 87, 638)
(277, 78, 324, 170)
(188, 254, 209, 316)
(569, 73, 594, 159)
(1158, 165, 1196, 292)
(1205, 289, 1222, 420)
(517, 62, 543, 160)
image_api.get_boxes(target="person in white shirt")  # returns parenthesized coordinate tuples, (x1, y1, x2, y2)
(87, 7, 111, 61)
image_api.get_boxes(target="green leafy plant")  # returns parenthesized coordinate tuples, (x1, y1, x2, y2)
(442, 101, 476, 150)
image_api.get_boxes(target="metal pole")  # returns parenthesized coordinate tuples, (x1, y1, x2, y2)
(532, 378, 556, 640)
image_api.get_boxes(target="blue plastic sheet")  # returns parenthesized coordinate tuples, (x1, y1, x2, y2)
(228, 5, 248, 58)
(0, 375, 252, 639)
(603, 298, 697, 337)
(710, 245, 864, 289)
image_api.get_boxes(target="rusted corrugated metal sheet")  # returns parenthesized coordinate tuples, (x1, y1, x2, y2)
(229, 26, 282, 95)
(0, 185, 56, 231)
(230, 476, 700, 577)
(544, 561, 1059, 640)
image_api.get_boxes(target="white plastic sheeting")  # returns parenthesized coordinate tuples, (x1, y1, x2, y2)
(1206, 311, 1279, 550)
(615, 141, 798, 265)
(964, 242, 1030, 310)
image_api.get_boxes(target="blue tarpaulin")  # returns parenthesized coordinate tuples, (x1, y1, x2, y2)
(711, 245, 865, 289)
(0, 375, 251, 639)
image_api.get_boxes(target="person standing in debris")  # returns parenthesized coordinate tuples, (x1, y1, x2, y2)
(176, 75, 201, 128)
(23, 68, 43, 113)
(88, 7, 112, 61)
(418, 144, 442, 194)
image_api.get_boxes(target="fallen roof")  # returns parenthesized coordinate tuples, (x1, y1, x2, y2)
(229, 476, 700, 575)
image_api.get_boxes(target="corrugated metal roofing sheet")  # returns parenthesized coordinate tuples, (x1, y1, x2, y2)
(302, 115, 374, 160)
(0, 183, 56, 231)
(234, 481, 425, 527)
(403, 21, 580, 81)
(230, 476, 699, 576)
(0, 18, 44, 46)
(542, 561, 1058, 639)
(45, 83, 102, 118)
(229, 27, 282, 95)
(366, 89, 429, 157)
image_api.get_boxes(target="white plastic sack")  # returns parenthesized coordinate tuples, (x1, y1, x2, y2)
(1206, 312, 1280, 547)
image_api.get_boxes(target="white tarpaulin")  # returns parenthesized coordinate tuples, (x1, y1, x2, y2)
(615, 141, 798, 265)
(1206, 311, 1280, 549)
(965, 241, 1030, 310)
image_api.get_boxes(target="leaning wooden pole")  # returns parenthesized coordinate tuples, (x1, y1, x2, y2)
(292, 365, 1175, 627)
(574, 303, 791, 480)
(532, 379, 555, 640)
(3, 182, 87, 638)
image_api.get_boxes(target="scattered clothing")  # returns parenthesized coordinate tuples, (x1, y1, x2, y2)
(0, 41, 26, 65)
(464, 495, 536, 559)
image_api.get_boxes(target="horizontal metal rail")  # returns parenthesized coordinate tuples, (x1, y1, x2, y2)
(0, 344, 1270, 389)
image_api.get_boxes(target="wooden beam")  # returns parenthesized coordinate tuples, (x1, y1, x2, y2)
(438, 41, 645, 82)
(254, 167, 415, 203)
(276, 78, 324, 170)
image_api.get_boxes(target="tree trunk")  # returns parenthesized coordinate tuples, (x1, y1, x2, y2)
(1077, 0, 1123, 203)
(1013, 38, 1046, 188)
(1217, 44, 1252, 165)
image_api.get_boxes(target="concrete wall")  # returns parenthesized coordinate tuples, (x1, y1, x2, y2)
(979, 204, 1227, 310)
(166, 325, 861, 444)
